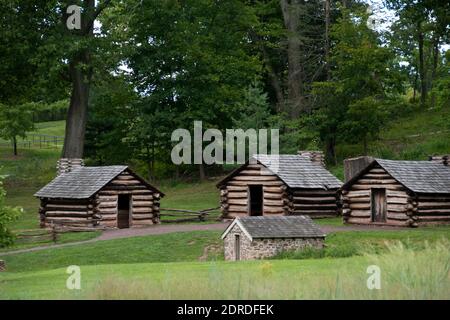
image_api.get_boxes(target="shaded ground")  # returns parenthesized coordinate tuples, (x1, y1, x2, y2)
(0, 222, 405, 257)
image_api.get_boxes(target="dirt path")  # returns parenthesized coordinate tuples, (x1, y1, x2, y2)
(0, 223, 402, 257)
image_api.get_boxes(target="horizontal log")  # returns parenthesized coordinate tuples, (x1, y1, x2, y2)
(351, 184, 405, 191)
(346, 190, 370, 198)
(45, 204, 88, 211)
(232, 175, 279, 182)
(228, 181, 284, 187)
(114, 174, 135, 180)
(263, 187, 283, 194)
(226, 186, 247, 192)
(349, 210, 371, 218)
(387, 197, 408, 205)
(132, 214, 154, 220)
(133, 201, 153, 207)
(387, 213, 409, 221)
(227, 193, 247, 199)
(293, 209, 337, 216)
(293, 196, 336, 203)
(349, 203, 370, 210)
(46, 211, 90, 218)
(418, 208, 450, 214)
(418, 202, 450, 209)
(363, 174, 392, 179)
(264, 199, 284, 206)
(294, 203, 337, 210)
(98, 202, 117, 208)
(133, 207, 154, 213)
(292, 190, 336, 196)
(417, 216, 450, 222)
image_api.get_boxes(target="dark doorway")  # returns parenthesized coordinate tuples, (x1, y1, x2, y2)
(371, 188, 387, 223)
(235, 234, 241, 261)
(117, 194, 131, 229)
(248, 185, 263, 216)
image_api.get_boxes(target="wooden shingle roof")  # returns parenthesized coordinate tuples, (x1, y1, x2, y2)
(342, 159, 450, 194)
(376, 159, 450, 194)
(221, 216, 326, 240)
(35, 166, 163, 199)
(217, 154, 342, 190)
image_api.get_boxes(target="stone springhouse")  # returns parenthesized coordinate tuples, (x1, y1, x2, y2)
(221, 216, 326, 261)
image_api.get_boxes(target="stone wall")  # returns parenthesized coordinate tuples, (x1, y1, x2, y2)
(224, 224, 324, 261)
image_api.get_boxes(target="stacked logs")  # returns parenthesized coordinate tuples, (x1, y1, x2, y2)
(290, 189, 339, 218)
(415, 194, 450, 225)
(342, 165, 411, 226)
(0, 260, 5, 272)
(220, 163, 285, 217)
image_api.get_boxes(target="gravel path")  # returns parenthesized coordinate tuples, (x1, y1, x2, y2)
(0, 222, 403, 257)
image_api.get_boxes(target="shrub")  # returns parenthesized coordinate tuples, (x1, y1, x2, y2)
(0, 174, 21, 247)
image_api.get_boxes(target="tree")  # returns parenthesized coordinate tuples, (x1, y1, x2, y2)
(343, 97, 387, 155)
(0, 175, 21, 248)
(0, 103, 34, 156)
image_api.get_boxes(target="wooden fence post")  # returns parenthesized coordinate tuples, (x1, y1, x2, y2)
(0, 260, 5, 272)
(51, 223, 58, 244)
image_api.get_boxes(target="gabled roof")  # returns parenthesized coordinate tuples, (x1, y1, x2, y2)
(217, 154, 342, 190)
(221, 216, 326, 241)
(35, 166, 164, 199)
(342, 158, 450, 194)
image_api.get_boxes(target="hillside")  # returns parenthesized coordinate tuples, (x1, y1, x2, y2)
(0, 106, 449, 232)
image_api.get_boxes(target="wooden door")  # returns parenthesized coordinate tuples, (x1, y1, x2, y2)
(371, 188, 387, 222)
(248, 185, 263, 216)
(117, 194, 131, 229)
(235, 234, 241, 261)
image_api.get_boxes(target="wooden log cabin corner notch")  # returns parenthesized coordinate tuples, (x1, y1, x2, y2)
(341, 156, 450, 227)
(217, 153, 343, 219)
(35, 163, 164, 229)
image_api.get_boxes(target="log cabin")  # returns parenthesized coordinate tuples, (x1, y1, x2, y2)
(35, 159, 164, 229)
(341, 156, 450, 227)
(217, 153, 343, 219)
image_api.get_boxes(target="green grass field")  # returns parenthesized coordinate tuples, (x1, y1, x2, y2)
(1, 230, 448, 299)
(1, 109, 450, 300)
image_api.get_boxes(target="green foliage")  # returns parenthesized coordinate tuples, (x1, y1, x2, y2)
(0, 103, 35, 155)
(0, 175, 21, 247)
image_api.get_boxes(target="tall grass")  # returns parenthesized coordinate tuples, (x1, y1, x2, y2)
(87, 240, 450, 300)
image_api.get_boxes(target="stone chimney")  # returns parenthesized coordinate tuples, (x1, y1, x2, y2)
(429, 155, 449, 166)
(57, 158, 85, 175)
(343, 156, 374, 182)
(299, 150, 325, 167)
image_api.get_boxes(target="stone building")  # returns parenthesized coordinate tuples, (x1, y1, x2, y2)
(221, 216, 326, 261)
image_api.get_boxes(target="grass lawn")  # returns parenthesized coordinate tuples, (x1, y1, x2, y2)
(0, 230, 448, 300)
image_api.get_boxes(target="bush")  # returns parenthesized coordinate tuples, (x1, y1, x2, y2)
(0, 174, 21, 247)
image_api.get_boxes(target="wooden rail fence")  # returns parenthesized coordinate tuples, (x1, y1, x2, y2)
(159, 207, 221, 223)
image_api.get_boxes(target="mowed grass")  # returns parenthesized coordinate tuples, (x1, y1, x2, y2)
(1, 239, 449, 300)
(0, 231, 223, 273)
(2, 226, 449, 274)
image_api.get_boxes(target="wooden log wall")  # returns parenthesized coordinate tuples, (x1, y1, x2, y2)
(415, 194, 450, 225)
(99, 171, 157, 227)
(342, 165, 413, 227)
(40, 170, 160, 228)
(291, 189, 339, 218)
(221, 163, 286, 218)
(40, 198, 94, 227)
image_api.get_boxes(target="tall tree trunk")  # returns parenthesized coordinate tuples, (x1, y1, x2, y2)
(430, 34, 440, 108)
(12, 136, 17, 156)
(199, 163, 206, 181)
(324, 0, 331, 80)
(62, 50, 91, 158)
(413, 70, 418, 102)
(417, 22, 427, 106)
(325, 137, 336, 165)
(61, 0, 111, 159)
(280, 0, 306, 118)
